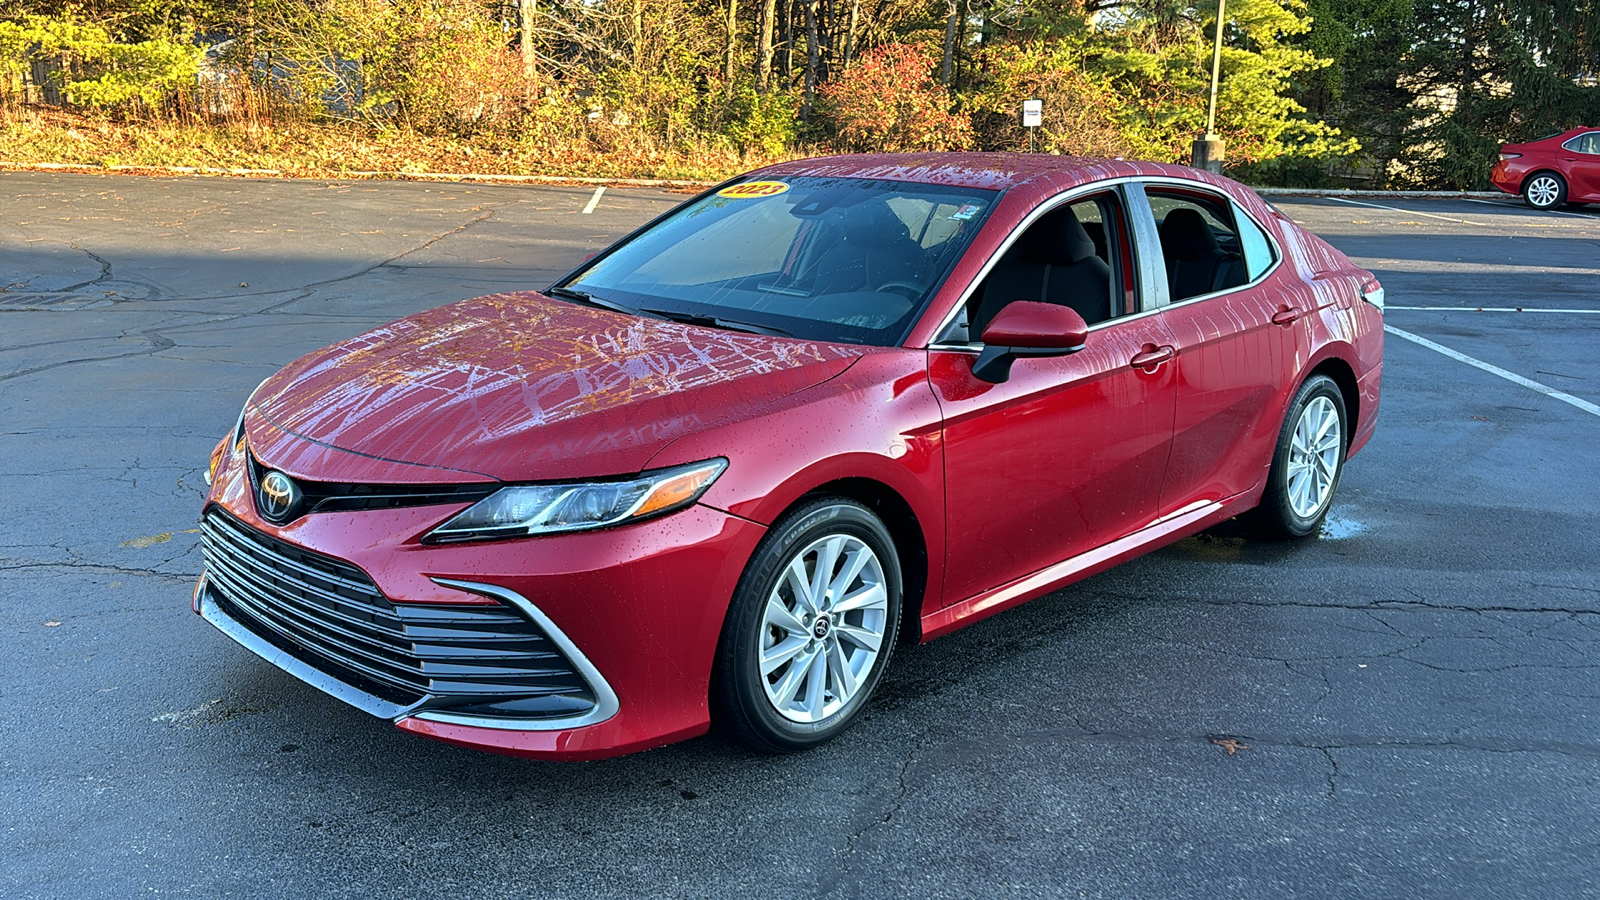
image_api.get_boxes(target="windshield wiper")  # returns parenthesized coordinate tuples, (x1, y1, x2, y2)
(546, 286, 646, 318)
(641, 307, 793, 338)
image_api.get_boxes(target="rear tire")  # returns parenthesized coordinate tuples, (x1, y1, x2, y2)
(1523, 172, 1567, 210)
(1245, 374, 1347, 540)
(711, 497, 902, 753)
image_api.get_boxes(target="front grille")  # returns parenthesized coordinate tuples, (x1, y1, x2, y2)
(246, 453, 498, 519)
(200, 509, 596, 718)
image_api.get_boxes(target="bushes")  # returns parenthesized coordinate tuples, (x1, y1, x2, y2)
(817, 43, 972, 152)
(0, 1, 1375, 180)
(966, 40, 1134, 158)
(0, 16, 200, 111)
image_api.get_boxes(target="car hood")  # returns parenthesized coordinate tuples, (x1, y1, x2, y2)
(249, 291, 861, 482)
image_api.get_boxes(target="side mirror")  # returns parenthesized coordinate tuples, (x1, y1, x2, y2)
(972, 301, 1089, 383)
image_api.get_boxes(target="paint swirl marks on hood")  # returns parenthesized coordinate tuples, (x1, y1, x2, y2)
(251, 291, 860, 481)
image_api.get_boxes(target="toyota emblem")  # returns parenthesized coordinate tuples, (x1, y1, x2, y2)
(257, 470, 302, 523)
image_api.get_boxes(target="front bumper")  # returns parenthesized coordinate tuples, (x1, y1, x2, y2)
(198, 448, 766, 760)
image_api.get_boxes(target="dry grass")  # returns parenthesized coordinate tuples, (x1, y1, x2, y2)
(0, 105, 813, 183)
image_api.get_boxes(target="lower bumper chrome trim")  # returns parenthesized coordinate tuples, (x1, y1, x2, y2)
(403, 579, 622, 732)
(198, 575, 414, 720)
(200, 573, 622, 732)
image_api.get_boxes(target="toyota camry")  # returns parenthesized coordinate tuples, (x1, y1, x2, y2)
(195, 154, 1384, 759)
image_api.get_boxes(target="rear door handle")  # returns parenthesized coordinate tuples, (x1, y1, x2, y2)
(1272, 307, 1303, 325)
(1129, 346, 1175, 369)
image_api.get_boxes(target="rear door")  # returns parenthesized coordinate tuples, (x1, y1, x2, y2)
(1561, 132, 1600, 202)
(930, 186, 1179, 607)
(1135, 182, 1312, 515)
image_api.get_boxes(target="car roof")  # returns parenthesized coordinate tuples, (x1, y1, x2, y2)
(756, 152, 1219, 194)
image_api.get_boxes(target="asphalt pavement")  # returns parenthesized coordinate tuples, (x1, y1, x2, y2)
(2, 174, 1597, 899)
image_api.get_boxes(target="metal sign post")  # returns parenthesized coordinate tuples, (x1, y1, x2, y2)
(1022, 99, 1042, 152)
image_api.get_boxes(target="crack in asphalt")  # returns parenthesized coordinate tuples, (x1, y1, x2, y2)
(820, 748, 918, 898)
(0, 207, 499, 387)
(0, 560, 197, 581)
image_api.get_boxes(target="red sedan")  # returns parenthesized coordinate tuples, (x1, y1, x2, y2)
(1491, 127, 1600, 209)
(196, 155, 1384, 760)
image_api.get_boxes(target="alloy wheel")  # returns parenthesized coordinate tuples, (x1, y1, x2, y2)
(1285, 395, 1342, 519)
(758, 534, 889, 724)
(1527, 175, 1562, 208)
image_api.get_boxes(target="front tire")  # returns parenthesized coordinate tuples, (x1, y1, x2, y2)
(712, 497, 901, 753)
(1246, 374, 1347, 540)
(1524, 172, 1567, 210)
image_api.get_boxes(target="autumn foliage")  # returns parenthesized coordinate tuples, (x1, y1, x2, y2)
(818, 44, 972, 153)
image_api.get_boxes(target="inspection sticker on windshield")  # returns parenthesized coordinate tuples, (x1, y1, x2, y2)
(718, 181, 790, 199)
(949, 203, 983, 221)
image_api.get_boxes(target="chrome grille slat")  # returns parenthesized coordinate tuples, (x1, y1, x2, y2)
(206, 513, 387, 599)
(216, 579, 426, 692)
(203, 542, 406, 651)
(201, 509, 597, 715)
(205, 554, 422, 683)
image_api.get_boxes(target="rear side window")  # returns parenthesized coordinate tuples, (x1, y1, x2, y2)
(1142, 189, 1250, 303)
(1565, 132, 1600, 155)
(1232, 204, 1277, 281)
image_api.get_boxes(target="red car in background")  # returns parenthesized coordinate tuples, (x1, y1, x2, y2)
(1491, 127, 1600, 209)
(195, 154, 1384, 760)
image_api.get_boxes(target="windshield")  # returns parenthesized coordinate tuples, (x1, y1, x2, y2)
(560, 176, 998, 346)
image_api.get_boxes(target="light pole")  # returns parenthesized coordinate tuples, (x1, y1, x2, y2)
(1192, 0, 1226, 173)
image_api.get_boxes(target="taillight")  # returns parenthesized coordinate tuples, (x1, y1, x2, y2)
(1360, 278, 1384, 311)
(1499, 152, 1522, 161)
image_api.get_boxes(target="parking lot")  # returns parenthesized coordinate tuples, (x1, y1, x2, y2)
(2, 173, 1597, 898)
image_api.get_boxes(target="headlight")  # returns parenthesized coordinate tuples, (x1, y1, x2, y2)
(207, 379, 268, 486)
(426, 459, 728, 543)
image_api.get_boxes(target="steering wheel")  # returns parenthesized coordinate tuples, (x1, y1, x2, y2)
(876, 280, 926, 301)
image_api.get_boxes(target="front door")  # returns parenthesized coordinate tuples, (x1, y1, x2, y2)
(931, 189, 1178, 607)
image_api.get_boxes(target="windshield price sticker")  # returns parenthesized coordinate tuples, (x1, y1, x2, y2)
(948, 203, 983, 221)
(717, 181, 791, 199)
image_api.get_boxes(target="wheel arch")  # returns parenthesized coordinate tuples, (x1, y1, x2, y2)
(1307, 355, 1361, 448)
(1522, 168, 1567, 198)
(796, 477, 930, 645)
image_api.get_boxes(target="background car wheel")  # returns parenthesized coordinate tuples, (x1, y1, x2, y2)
(712, 496, 902, 753)
(1245, 374, 1347, 540)
(1523, 172, 1567, 210)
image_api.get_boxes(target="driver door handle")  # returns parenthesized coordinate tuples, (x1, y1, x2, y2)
(1129, 346, 1175, 369)
(1272, 306, 1303, 325)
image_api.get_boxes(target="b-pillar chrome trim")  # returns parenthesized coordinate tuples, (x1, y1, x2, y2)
(405, 578, 622, 732)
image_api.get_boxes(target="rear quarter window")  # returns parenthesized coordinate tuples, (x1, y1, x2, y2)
(1232, 204, 1277, 281)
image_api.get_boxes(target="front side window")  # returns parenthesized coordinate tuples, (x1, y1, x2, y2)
(562, 177, 998, 346)
(941, 190, 1133, 344)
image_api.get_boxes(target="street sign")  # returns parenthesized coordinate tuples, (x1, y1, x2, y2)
(1022, 99, 1043, 128)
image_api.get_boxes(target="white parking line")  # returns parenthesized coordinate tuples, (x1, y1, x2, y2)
(1462, 197, 1599, 219)
(1389, 306, 1600, 314)
(1384, 324, 1600, 418)
(1325, 196, 1480, 225)
(581, 186, 606, 214)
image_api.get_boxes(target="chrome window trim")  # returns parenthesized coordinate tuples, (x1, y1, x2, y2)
(924, 174, 1286, 352)
(1561, 132, 1600, 155)
(407, 578, 622, 731)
